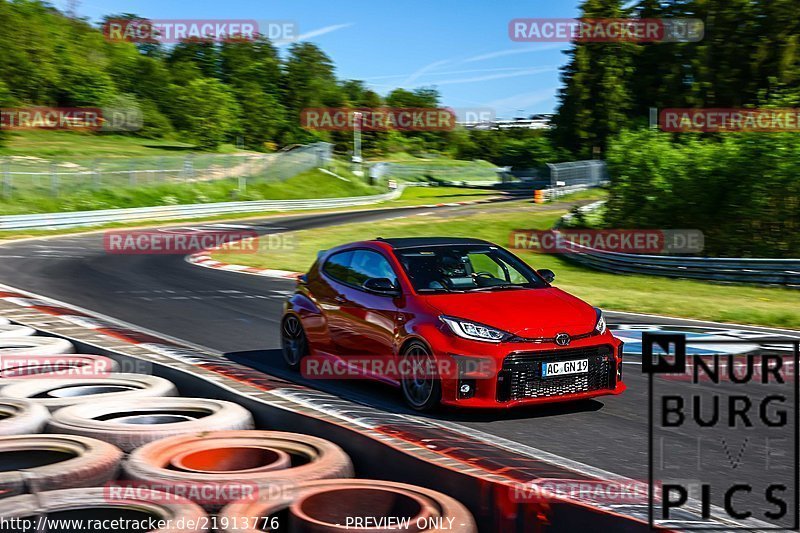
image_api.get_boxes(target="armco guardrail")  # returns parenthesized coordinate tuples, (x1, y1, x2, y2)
(563, 246, 800, 286)
(556, 204, 800, 286)
(0, 187, 404, 230)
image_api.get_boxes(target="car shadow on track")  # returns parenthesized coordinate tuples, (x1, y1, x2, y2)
(225, 349, 606, 422)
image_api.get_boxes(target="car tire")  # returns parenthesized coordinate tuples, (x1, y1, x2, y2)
(0, 487, 209, 532)
(0, 374, 178, 411)
(400, 340, 442, 412)
(218, 478, 477, 533)
(0, 434, 122, 497)
(281, 315, 308, 371)
(0, 336, 75, 355)
(0, 399, 50, 436)
(47, 397, 255, 452)
(124, 430, 354, 509)
(0, 324, 36, 337)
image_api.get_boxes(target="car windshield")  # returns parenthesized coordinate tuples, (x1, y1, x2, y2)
(395, 245, 546, 293)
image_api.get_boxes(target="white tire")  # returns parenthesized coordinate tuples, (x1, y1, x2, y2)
(0, 487, 209, 532)
(0, 336, 75, 356)
(0, 325, 36, 338)
(0, 434, 122, 497)
(0, 374, 178, 411)
(0, 399, 50, 435)
(48, 397, 255, 452)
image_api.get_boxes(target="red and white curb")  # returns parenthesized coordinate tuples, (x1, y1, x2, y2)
(185, 197, 499, 280)
(187, 253, 302, 280)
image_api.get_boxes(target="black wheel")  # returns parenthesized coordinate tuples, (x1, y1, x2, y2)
(281, 315, 308, 371)
(400, 341, 441, 412)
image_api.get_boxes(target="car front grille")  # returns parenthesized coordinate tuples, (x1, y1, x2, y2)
(497, 345, 615, 402)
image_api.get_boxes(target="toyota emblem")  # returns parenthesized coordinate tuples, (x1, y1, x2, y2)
(555, 333, 570, 346)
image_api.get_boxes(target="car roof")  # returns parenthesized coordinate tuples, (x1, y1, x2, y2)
(373, 237, 493, 250)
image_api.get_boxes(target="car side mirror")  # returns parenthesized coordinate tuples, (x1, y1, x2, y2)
(538, 269, 555, 283)
(363, 277, 400, 296)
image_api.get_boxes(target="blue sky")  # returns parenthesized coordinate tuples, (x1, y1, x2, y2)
(60, 0, 584, 117)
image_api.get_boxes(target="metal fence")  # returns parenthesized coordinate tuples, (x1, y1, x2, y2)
(0, 142, 333, 198)
(373, 161, 502, 184)
(546, 160, 608, 199)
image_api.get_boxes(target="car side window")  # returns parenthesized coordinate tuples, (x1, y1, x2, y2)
(322, 251, 354, 284)
(348, 250, 398, 288)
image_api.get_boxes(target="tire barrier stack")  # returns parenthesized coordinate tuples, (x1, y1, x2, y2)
(46, 398, 256, 452)
(0, 336, 75, 356)
(0, 374, 178, 411)
(0, 320, 478, 532)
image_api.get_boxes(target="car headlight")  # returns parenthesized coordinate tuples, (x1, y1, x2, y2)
(441, 316, 510, 343)
(594, 308, 607, 334)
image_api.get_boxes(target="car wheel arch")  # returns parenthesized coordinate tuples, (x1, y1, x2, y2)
(398, 336, 435, 359)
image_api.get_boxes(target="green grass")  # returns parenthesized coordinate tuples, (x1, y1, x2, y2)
(217, 195, 800, 329)
(371, 153, 499, 182)
(373, 152, 495, 167)
(0, 182, 500, 241)
(0, 164, 387, 215)
(384, 185, 499, 205)
(0, 130, 238, 158)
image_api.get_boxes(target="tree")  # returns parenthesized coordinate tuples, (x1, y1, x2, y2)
(218, 37, 287, 148)
(175, 78, 240, 149)
(168, 38, 220, 80)
(553, 0, 636, 157)
(233, 82, 286, 149)
(281, 43, 342, 144)
(220, 37, 282, 98)
(0, 79, 14, 147)
(282, 42, 339, 114)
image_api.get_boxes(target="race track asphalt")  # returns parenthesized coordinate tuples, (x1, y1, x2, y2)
(0, 202, 796, 526)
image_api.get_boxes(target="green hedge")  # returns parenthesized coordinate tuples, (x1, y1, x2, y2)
(605, 129, 800, 257)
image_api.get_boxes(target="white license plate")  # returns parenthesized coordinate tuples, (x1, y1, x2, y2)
(542, 359, 588, 378)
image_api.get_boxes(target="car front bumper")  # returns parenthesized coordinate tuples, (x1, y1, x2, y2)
(429, 331, 625, 409)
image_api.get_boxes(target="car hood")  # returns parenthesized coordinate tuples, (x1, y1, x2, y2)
(421, 287, 597, 337)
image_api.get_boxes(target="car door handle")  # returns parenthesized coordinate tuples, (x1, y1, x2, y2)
(334, 295, 346, 303)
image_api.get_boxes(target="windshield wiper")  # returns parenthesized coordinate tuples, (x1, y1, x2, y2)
(471, 284, 528, 292)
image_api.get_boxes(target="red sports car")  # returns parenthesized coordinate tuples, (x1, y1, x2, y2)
(281, 237, 625, 411)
